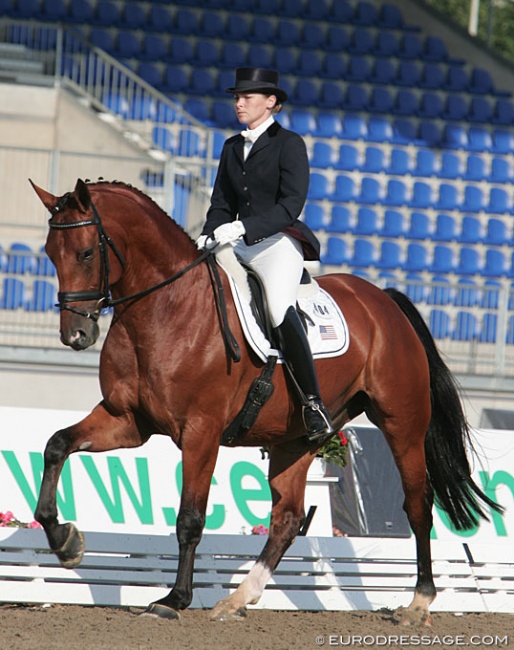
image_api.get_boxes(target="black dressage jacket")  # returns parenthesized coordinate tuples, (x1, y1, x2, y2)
(202, 121, 320, 261)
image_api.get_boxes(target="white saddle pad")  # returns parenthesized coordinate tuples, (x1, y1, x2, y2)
(227, 274, 350, 364)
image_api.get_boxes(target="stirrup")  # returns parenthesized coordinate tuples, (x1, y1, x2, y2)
(302, 398, 334, 443)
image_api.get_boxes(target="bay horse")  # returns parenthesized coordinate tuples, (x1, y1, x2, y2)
(31, 179, 499, 625)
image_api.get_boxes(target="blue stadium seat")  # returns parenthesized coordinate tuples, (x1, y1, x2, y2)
(369, 58, 396, 85)
(387, 148, 412, 175)
(332, 174, 357, 202)
(383, 178, 408, 206)
(452, 311, 479, 341)
(330, 0, 354, 23)
(342, 85, 368, 111)
(482, 249, 507, 277)
(376, 241, 403, 270)
(327, 205, 353, 233)
(137, 63, 163, 90)
(467, 67, 502, 95)
(325, 25, 350, 52)
(463, 154, 487, 181)
(397, 33, 423, 59)
(491, 129, 514, 154)
(454, 278, 480, 307)
(34, 246, 56, 276)
(0, 278, 26, 309)
(290, 109, 316, 135)
(320, 53, 346, 80)
(193, 41, 220, 66)
(377, 271, 400, 289)
(41, 0, 67, 20)
(249, 17, 275, 43)
(315, 112, 344, 139)
(366, 116, 393, 142)
(334, 143, 361, 171)
(350, 239, 378, 268)
(321, 237, 350, 266)
(219, 43, 246, 68)
(7, 243, 36, 274)
(418, 92, 443, 118)
(403, 242, 430, 272)
(89, 28, 114, 54)
(353, 1, 378, 25)
(274, 47, 297, 74)
(488, 187, 513, 215)
(141, 34, 167, 61)
(407, 211, 432, 239)
(467, 126, 493, 152)
(372, 31, 398, 58)
(381, 210, 407, 238)
(308, 173, 331, 201)
(459, 215, 483, 244)
(166, 37, 194, 64)
(68, 0, 94, 23)
(345, 56, 371, 82)
(377, 3, 405, 29)
(148, 5, 173, 32)
(152, 126, 176, 153)
(391, 118, 416, 145)
(489, 157, 513, 183)
(101, 91, 129, 117)
(304, 0, 330, 19)
(419, 63, 445, 89)
(129, 95, 157, 121)
(358, 177, 383, 204)
(291, 79, 319, 106)
(225, 14, 250, 41)
(456, 247, 482, 275)
(297, 51, 323, 77)
(311, 142, 337, 169)
(492, 99, 514, 126)
(299, 23, 325, 49)
(354, 207, 379, 235)
(339, 114, 366, 140)
(279, 0, 305, 16)
(481, 279, 501, 309)
(275, 20, 300, 46)
(303, 203, 326, 231)
(163, 65, 189, 94)
(198, 11, 225, 37)
(392, 89, 418, 116)
(413, 149, 438, 177)
(409, 181, 434, 209)
(367, 87, 394, 113)
(189, 69, 216, 95)
(430, 245, 456, 274)
(93, 0, 119, 26)
(121, 3, 147, 29)
(318, 82, 344, 109)
(441, 94, 469, 122)
(479, 312, 498, 343)
(423, 36, 449, 62)
(25, 279, 56, 312)
(211, 100, 239, 128)
(361, 145, 386, 173)
(348, 27, 374, 55)
(427, 277, 453, 305)
(255, 0, 281, 13)
(247, 44, 272, 69)
(429, 309, 452, 339)
(177, 128, 204, 157)
(115, 32, 141, 59)
(173, 9, 199, 35)
(395, 60, 421, 86)
(443, 64, 469, 92)
(441, 124, 468, 150)
(405, 273, 428, 303)
(432, 214, 457, 242)
(468, 96, 493, 123)
(416, 120, 441, 147)
(435, 183, 459, 211)
(438, 152, 462, 179)
(211, 130, 226, 159)
(462, 185, 486, 213)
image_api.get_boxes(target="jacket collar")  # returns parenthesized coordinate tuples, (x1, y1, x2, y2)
(236, 121, 282, 162)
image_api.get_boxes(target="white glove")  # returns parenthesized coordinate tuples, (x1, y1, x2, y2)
(195, 234, 215, 250)
(213, 221, 246, 247)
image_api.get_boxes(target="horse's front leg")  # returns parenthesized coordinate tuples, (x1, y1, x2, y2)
(142, 434, 220, 620)
(35, 402, 145, 568)
(210, 443, 312, 622)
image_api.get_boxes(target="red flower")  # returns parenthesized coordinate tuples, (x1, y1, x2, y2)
(338, 431, 348, 446)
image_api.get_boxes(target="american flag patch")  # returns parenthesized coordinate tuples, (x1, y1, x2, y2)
(319, 324, 337, 340)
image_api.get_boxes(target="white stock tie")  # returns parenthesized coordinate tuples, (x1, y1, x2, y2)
(241, 129, 260, 160)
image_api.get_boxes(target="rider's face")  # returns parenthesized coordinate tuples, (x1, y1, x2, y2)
(234, 93, 277, 130)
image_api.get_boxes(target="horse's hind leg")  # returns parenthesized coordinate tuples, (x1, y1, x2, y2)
(35, 403, 145, 568)
(210, 443, 311, 622)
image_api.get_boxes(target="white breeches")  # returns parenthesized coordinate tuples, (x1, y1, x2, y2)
(234, 232, 304, 327)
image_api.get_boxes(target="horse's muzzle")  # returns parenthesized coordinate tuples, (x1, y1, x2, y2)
(60, 320, 100, 350)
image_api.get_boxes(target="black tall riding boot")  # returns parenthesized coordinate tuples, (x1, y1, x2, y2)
(276, 306, 334, 443)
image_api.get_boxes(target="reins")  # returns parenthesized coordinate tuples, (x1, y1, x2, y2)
(48, 198, 241, 362)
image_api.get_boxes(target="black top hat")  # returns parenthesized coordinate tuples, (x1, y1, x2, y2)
(225, 67, 288, 103)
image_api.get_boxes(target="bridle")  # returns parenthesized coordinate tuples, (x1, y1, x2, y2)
(48, 195, 240, 360)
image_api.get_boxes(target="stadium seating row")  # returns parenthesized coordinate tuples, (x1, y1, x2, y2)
(0, 243, 55, 276)
(320, 236, 514, 279)
(0, 277, 57, 311)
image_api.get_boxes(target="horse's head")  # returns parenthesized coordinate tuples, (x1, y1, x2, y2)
(31, 178, 119, 350)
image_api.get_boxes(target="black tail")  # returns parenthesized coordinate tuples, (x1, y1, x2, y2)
(384, 288, 503, 530)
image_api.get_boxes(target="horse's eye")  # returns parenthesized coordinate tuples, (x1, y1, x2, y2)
(78, 248, 94, 262)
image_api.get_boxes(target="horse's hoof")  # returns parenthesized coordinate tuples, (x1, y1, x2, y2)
(140, 603, 181, 620)
(209, 604, 247, 622)
(55, 523, 85, 569)
(395, 606, 432, 627)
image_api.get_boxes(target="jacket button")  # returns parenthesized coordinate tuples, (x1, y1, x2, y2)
(243, 186, 248, 191)
(246, 201, 250, 206)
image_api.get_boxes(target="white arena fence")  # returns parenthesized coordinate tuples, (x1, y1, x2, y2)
(0, 528, 512, 613)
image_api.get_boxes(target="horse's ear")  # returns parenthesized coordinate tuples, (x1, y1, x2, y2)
(74, 179, 91, 211)
(29, 179, 58, 211)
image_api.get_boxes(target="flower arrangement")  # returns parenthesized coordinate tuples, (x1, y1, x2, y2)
(0, 511, 42, 529)
(260, 429, 349, 470)
(251, 524, 269, 536)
